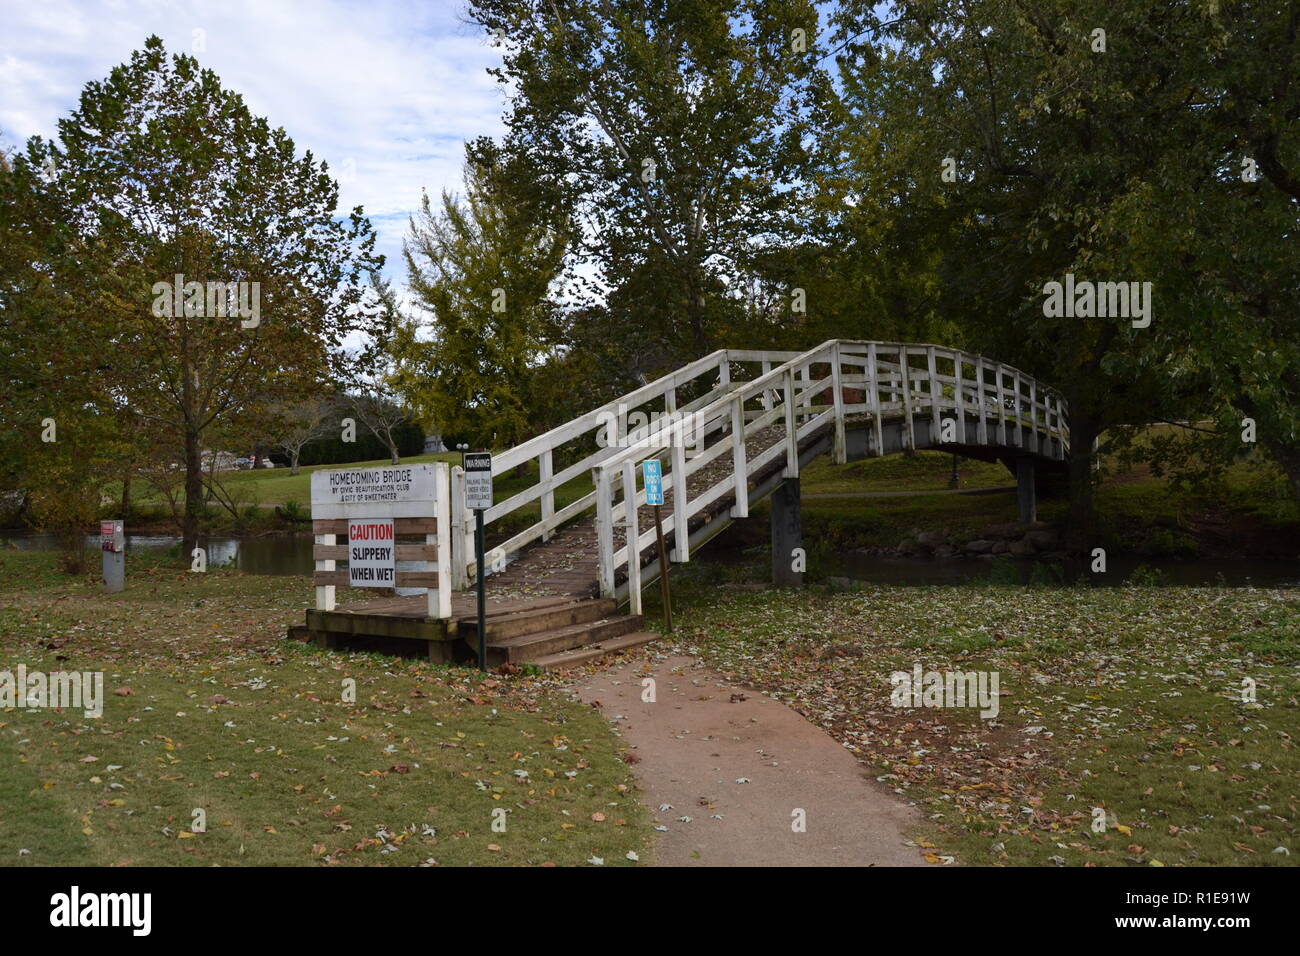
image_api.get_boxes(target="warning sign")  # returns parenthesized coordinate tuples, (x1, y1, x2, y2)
(347, 518, 395, 588)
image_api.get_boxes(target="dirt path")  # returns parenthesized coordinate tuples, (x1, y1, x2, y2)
(573, 653, 927, 867)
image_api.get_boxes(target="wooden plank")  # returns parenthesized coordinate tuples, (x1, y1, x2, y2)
(313, 517, 438, 535)
(313, 570, 440, 588)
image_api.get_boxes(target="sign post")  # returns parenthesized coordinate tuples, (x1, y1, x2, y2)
(464, 451, 493, 670)
(641, 459, 672, 632)
(100, 520, 124, 593)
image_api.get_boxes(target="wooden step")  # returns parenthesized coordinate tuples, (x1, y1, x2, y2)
(488, 615, 645, 663)
(460, 598, 618, 642)
(528, 631, 660, 671)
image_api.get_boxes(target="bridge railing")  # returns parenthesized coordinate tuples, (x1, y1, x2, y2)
(591, 340, 1069, 605)
(448, 337, 1068, 599)
(448, 346, 740, 587)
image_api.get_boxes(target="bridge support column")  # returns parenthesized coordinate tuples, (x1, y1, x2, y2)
(771, 477, 803, 587)
(1017, 457, 1037, 524)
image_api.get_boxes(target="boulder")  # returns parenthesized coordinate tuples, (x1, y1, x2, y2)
(916, 531, 947, 551)
(1008, 537, 1033, 556)
(991, 540, 1010, 555)
(964, 539, 995, 554)
(934, 544, 958, 559)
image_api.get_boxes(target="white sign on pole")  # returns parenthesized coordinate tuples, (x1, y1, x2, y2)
(310, 464, 437, 519)
(347, 518, 395, 587)
(464, 452, 493, 511)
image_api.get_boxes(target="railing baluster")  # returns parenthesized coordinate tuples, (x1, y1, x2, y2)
(867, 343, 883, 455)
(539, 449, 554, 542)
(595, 467, 615, 598)
(622, 460, 642, 616)
(783, 367, 800, 477)
(730, 394, 749, 517)
(831, 343, 846, 463)
(954, 352, 967, 444)
(900, 347, 915, 450)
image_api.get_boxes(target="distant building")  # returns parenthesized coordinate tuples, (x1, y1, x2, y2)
(423, 433, 447, 454)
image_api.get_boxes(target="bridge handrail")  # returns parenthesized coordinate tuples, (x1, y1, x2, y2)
(589, 340, 1069, 601)
(451, 338, 1070, 598)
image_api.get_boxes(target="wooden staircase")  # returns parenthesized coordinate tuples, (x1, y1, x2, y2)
(456, 597, 656, 670)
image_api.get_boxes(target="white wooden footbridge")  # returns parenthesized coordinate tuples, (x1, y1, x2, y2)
(303, 340, 1070, 668)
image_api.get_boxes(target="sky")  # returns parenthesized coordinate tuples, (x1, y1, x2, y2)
(0, 0, 508, 285)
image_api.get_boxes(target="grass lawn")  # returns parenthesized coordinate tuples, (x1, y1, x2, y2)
(0, 550, 651, 866)
(658, 561, 1300, 866)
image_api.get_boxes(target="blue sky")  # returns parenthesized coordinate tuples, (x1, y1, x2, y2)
(0, 0, 507, 285)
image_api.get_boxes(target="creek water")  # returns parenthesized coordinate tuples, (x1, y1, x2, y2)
(2, 531, 1295, 588)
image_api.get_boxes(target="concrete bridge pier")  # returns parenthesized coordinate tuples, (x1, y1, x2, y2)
(771, 477, 803, 587)
(1017, 457, 1037, 523)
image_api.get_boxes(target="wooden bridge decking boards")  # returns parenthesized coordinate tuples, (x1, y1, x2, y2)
(303, 340, 1071, 669)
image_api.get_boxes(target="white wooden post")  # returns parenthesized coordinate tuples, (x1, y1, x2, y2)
(430, 461, 452, 619)
(315, 531, 336, 611)
(1012, 370, 1023, 447)
(954, 353, 967, 444)
(663, 387, 689, 562)
(539, 449, 554, 542)
(831, 343, 846, 464)
(900, 347, 915, 450)
(868, 342, 884, 455)
(927, 346, 942, 443)
(783, 368, 799, 478)
(450, 465, 467, 590)
(975, 356, 989, 446)
(1029, 379, 1039, 454)
(595, 466, 615, 598)
(760, 360, 773, 411)
(997, 366, 1009, 447)
(622, 460, 642, 616)
(730, 394, 749, 518)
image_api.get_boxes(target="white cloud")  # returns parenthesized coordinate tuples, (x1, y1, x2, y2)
(0, 0, 507, 283)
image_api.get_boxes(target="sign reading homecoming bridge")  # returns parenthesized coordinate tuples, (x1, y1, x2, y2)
(310, 464, 438, 518)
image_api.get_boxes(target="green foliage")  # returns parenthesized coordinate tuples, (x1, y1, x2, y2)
(394, 158, 567, 448)
(828, 0, 1300, 542)
(2, 36, 384, 554)
(466, 0, 836, 371)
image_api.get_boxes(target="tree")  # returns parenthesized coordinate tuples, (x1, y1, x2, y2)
(7, 37, 384, 558)
(268, 399, 334, 475)
(392, 157, 567, 449)
(465, 0, 836, 370)
(829, 0, 1299, 545)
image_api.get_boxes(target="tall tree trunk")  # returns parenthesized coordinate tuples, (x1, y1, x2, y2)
(290, 449, 300, 476)
(182, 430, 203, 563)
(1064, 412, 1100, 553)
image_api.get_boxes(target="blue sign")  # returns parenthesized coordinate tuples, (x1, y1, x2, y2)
(642, 459, 664, 506)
